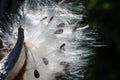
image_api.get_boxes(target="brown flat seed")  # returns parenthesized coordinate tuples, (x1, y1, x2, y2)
(60, 43, 65, 49)
(64, 63, 70, 68)
(60, 61, 65, 65)
(60, 61, 70, 67)
(72, 27, 77, 32)
(34, 69, 40, 78)
(63, 68, 70, 75)
(57, 23, 65, 27)
(40, 17, 47, 21)
(54, 29, 63, 34)
(55, 75, 63, 79)
(42, 57, 49, 65)
(48, 16, 54, 24)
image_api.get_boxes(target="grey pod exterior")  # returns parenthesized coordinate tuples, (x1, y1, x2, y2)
(0, 27, 26, 80)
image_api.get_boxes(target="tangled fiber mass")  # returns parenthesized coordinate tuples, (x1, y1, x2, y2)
(0, 0, 94, 80)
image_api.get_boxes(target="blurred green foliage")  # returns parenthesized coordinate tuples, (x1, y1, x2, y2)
(82, 0, 120, 80)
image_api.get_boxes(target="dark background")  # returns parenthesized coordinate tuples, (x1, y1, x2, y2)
(0, 0, 24, 19)
(83, 0, 120, 80)
(0, 0, 120, 80)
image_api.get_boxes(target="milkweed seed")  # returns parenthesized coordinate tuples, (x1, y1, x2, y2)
(42, 57, 49, 65)
(57, 23, 65, 27)
(54, 29, 63, 34)
(34, 69, 40, 78)
(60, 43, 65, 49)
(48, 16, 54, 24)
(40, 16, 47, 21)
